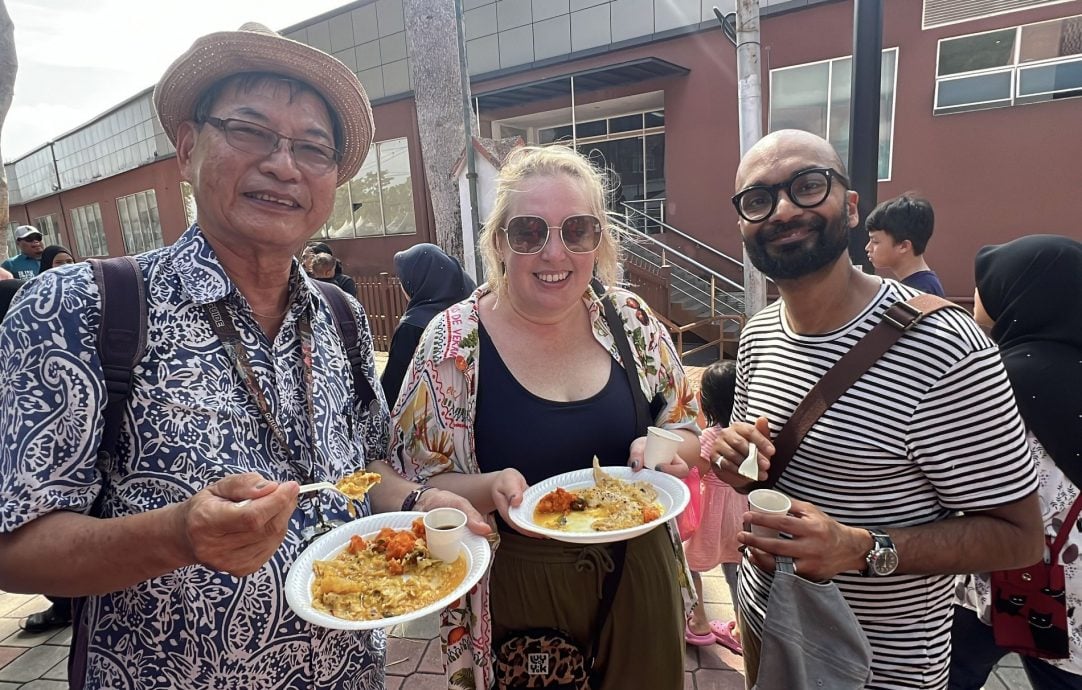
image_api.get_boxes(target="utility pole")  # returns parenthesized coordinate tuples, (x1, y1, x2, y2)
(454, 0, 483, 281)
(848, 0, 883, 273)
(716, 1, 767, 317)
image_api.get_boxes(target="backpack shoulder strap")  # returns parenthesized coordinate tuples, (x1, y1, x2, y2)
(312, 281, 377, 412)
(89, 256, 147, 458)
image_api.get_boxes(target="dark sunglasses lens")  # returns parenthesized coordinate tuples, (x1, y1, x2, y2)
(560, 216, 601, 253)
(790, 170, 831, 207)
(506, 216, 548, 253)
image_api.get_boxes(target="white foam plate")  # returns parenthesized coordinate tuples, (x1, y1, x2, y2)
(507, 466, 690, 544)
(285, 511, 490, 630)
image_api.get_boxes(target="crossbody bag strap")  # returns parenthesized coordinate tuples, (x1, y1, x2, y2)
(736, 294, 960, 491)
(591, 279, 651, 437)
(1050, 494, 1082, 563)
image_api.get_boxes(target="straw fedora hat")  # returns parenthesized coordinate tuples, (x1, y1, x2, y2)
(154, 22, 374, 186)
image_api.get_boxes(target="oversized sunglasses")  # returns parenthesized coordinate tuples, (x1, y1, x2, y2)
(731, 167, 849, 223)
(502, 214, 603, 255)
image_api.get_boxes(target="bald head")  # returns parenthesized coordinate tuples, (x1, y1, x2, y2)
(735, 130, 846, 192)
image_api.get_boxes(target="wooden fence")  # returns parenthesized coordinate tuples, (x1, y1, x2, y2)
(355, 273, 407, 352)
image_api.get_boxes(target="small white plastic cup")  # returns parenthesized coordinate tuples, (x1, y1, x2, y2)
(423, 507, 467, 562)
(747, 489, 791, 538)
(644, 426, 683, 469)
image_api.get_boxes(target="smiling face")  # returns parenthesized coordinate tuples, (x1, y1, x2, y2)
(500, 173, 598, 322)
(176, 77, 338, 256)
(734, 131, 857, 282)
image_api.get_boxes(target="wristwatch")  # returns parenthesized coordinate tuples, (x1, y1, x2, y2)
(401, 486, 435, 512)
(863, 529, 899, 577)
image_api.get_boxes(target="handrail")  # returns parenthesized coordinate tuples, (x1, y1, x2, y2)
(611, 215, 744, 292)
(617, 202, 743, 270)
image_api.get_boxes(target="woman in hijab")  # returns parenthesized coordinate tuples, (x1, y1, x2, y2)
(951, 235, 1082, 689)
(380, 243, 476, 406)
(39, 245, 75, 273)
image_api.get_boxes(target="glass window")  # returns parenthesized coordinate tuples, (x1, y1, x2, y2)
(609, 114, 644, 134)
(314, 137, 416, 239)
(31, 214, 62, 247)
(70, 203, 108, 257)
(644, 111, 665, 129)
(574, 119, 607, 138)
(935, 15, 1082, 114)
(769, 50, 896, 180)
(938, 29, 1016, 76)
(116, 190, 163, 254)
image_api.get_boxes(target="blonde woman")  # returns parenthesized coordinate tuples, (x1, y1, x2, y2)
(389, 146, 699, 690)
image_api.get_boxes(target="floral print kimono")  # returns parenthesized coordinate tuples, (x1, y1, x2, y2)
(389, 283, 699, 690)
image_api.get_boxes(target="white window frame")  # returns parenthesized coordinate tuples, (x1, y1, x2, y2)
(923, 0, 1078, 30)
(934, 15, 1082, 115)
(70, 202, 109, 257)
(314, 137, 417, 240)
(116, 189, 164, 254)
(768, 48, 899, 182)
(31, 213, 63, 248)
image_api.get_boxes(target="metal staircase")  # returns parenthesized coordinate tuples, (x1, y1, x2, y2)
(610, 203, 749, 362)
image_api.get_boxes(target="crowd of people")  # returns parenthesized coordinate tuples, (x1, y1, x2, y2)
(0, 19, 1078, 690)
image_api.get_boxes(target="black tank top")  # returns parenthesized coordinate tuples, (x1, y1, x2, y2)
(474, 322, 637, 485)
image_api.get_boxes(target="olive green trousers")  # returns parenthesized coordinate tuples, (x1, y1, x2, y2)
(490, 525, 685, 690)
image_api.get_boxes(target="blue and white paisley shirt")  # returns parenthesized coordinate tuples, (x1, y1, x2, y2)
(0, 225, 389, 690)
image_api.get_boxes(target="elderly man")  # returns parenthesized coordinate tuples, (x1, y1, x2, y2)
(713, 130, 1042, 689)
(2, 225, 44, 278)
(0, 23, 484, 690)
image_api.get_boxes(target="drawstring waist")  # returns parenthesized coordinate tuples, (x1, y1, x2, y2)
(497, 529, 619, 598)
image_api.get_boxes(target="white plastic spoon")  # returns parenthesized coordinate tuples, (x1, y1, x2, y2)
(737, 445, 759, 481)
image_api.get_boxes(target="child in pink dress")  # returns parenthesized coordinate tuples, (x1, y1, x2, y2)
(683, 361, 746, 653)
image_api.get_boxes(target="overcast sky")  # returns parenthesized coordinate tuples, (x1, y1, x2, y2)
(2, 0, 355, 160)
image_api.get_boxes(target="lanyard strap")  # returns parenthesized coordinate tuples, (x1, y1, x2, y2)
(203, 300, 317, 484)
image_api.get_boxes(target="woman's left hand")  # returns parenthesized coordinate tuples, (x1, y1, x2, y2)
(627, 436, 691, 478)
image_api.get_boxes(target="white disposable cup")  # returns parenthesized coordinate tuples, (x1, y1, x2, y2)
(747, 489, 791, 538)
(423, 507, 467, 562)
(644, 426, 683, 469)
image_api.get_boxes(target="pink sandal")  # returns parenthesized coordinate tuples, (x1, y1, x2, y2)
(685, 622, 716, 646)
(710, 620, 743, 655)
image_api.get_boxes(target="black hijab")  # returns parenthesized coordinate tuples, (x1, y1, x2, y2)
(975, 234, 1082, 485)
(39, 245, 73, 273)
(395, 243, 476, 329)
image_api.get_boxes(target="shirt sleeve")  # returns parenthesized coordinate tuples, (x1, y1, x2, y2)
(908, 346, 1038, 511)
(0, 267, 107, 531)
(699, 426, 720, 462)
(388, 316, 471, 482)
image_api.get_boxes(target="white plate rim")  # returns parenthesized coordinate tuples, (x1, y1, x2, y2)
(507, 466, 690, 544)
(285, 511, 490, 630)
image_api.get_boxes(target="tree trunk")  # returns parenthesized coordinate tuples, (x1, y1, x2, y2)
(0, 0, 16, 236)
(403, 0, 470, 262)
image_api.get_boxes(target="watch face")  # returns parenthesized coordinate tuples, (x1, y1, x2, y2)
(873, 549, 899, 576)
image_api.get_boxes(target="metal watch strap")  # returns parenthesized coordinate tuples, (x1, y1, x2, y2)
(401, 486, 435, 512)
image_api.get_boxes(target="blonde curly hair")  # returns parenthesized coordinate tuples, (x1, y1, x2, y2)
(480, 145, 619, 297)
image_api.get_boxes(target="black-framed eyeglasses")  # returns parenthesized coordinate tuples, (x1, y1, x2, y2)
(502, 214, 604, 255)
(731, 167, 850, 223)
(200, 116, 341, 176)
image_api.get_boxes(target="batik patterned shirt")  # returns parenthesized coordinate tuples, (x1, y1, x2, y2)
(0, 225, 389, 690)
(389, 283, 699, 690)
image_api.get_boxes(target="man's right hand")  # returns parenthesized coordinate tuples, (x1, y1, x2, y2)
(175, 473, 299, 577)
(711, 416, 775, 488)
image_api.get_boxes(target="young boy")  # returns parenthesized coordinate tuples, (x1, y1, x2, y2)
(865, 194, 945, 296)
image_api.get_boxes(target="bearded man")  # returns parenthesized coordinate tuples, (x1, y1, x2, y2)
(711, 130, 1042, 689)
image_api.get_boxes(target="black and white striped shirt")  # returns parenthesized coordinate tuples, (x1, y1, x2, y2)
(736, 280, 1037, 689)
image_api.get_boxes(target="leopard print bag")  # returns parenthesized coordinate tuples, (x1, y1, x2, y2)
(495, 628, 591, 690)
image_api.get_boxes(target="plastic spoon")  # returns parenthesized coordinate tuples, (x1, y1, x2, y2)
(737, 445, 759, 481)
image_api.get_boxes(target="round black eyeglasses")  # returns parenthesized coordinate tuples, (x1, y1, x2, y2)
(731, 168, 849, 223)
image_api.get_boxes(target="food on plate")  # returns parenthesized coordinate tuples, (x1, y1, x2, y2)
(310, 518, 467, 621)
(336, 470, 382, 500)
(533, 458, 663, 532)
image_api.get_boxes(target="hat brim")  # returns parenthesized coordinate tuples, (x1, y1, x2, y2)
(154, 27, 374, 186)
